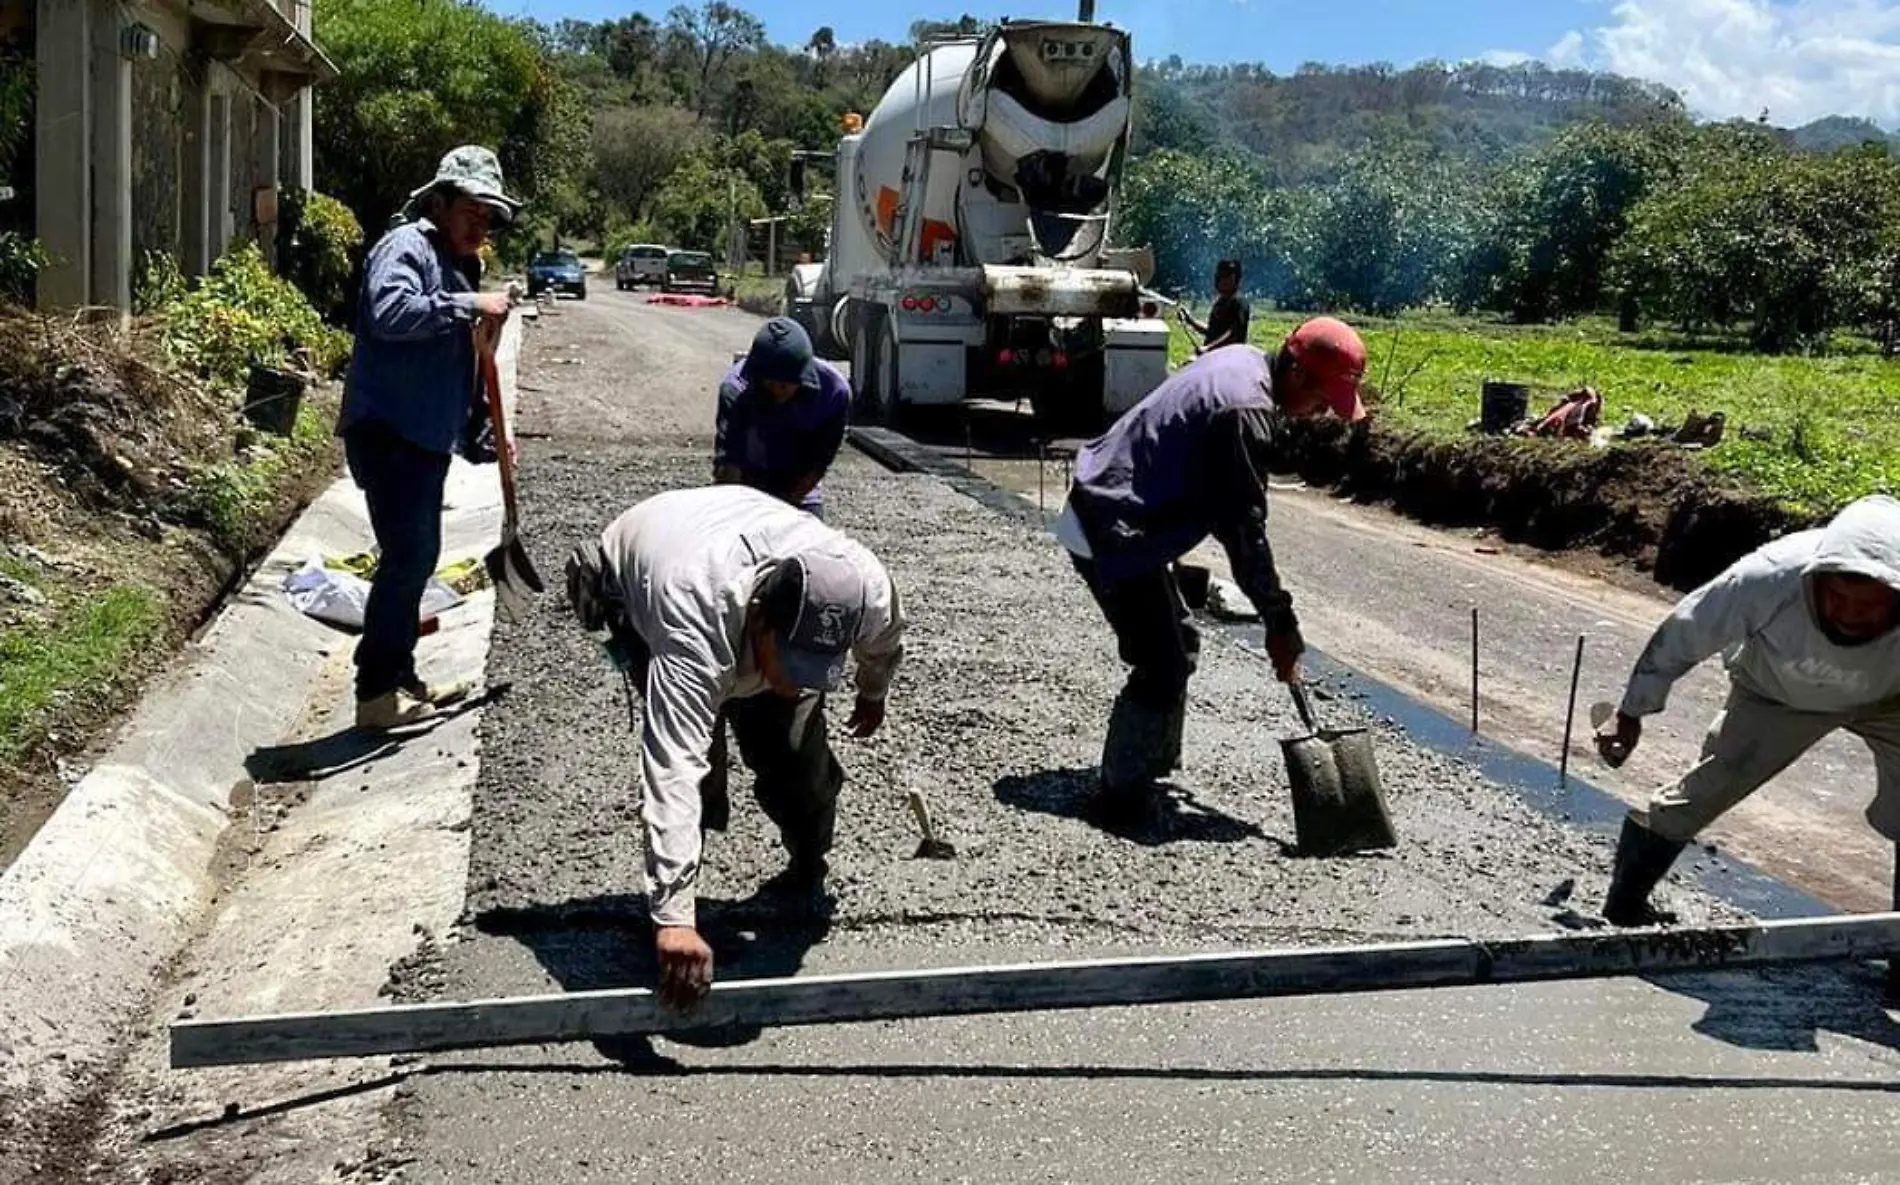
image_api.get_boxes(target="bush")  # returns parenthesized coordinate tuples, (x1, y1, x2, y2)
(0, 231, 48, 306)
(158, 243, 352, 389)
(280, 190, 364, 324)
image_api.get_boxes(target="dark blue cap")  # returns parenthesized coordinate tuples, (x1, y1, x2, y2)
(742, 316, 819, 388)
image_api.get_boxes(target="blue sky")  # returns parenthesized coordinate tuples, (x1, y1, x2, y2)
(490, 0, 1900, 127)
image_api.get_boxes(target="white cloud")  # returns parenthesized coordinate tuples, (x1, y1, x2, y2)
(1478, 49, 1535, 66)
(1553, 0, 1900, 126)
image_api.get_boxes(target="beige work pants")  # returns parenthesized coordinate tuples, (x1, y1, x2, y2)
(1642, 683, 1900, 842)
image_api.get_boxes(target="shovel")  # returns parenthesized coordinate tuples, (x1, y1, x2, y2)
(478, 341, 543, 624)
(1280, 681, 1398, 857)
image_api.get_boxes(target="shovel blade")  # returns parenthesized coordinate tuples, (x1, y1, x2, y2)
(1281, 729, 1398, 858)
(485, 534, 543, 625)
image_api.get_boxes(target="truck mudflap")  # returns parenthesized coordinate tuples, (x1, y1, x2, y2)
(982, 264, 1139, 317)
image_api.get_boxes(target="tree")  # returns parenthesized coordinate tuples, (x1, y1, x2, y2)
(312, 0, 574, 236)
(651, 153, 766, 254)
(665, 2, 766, 116)
(593, 105, 709, 224)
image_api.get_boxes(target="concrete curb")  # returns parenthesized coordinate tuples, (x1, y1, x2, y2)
(0, 315, 521, 1115)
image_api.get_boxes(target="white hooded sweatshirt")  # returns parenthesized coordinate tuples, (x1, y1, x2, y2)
(598, 485, 905, 929)
(1621, 495, 1900, 718)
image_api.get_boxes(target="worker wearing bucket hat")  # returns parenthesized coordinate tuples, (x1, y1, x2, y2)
(1054, 318, 1369, 824)
(563, 485, 906, 1010)
(338, 146, 521, 731)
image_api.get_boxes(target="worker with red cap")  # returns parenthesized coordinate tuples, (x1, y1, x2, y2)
(1053, 320, 1369, 823)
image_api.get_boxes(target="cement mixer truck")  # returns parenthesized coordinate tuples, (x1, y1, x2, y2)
(800, 11, 1170, 428)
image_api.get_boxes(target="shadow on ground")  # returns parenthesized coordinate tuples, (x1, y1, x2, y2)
(244, 686, 508, 783)
(471, 883, 832, 1066)
(1648, 962, 1900, 1055)
(993, 766, 1270, 847)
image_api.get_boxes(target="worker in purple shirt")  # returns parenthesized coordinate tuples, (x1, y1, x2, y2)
(1055, 320, 1370, 824)
(714, 317, 851, 520)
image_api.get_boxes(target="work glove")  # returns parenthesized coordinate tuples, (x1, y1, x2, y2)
(1595, 711, 1642, 768)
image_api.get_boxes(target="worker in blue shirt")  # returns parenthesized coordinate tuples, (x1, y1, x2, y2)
(338, 146, 519, 731)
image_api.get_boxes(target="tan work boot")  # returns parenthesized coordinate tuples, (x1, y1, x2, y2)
(403, 677, 472, 708)
(357, 689, 437, 731)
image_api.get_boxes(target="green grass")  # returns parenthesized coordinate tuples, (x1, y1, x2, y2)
(1173, 311, 1900, 514)
(183, 401, 336, 554)
(0, 586, 164, 763)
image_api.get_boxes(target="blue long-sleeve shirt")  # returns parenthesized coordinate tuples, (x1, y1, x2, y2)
(337, 220, 480, 455)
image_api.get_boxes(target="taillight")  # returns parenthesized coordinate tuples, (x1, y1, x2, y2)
(901, 296, 918, 311)
(1051, 351, 1069, 370)
(997, 349, 1014, 366)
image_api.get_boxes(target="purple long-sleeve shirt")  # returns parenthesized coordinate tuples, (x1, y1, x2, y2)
(713, 358, 851, 513)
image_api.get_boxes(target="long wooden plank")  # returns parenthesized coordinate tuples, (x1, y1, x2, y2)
(170, 912, 1900, 1069)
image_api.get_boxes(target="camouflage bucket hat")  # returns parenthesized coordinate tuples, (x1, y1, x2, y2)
(408, 145, 523, 224)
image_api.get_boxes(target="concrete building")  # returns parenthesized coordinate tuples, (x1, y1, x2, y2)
(21, 0, 332, 313)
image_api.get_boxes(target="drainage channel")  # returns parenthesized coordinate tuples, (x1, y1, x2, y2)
(847, 424, 1831, 922)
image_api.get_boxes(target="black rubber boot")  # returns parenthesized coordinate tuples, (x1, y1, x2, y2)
(1097, 690, 1173, 826)
(1602, 815, 1687, 926)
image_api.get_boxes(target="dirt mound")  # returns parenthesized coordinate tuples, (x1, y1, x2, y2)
(0, 313, 340, 866)
(1278, 417, 1810, 592)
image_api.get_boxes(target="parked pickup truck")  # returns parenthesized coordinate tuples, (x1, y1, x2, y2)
(615, 244, 668, 290)
(662, 250, 719, 294)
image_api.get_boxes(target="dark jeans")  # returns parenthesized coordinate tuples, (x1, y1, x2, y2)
(617, 630, 841, 862)
(344, 422, 450, 701)
(1071, 554, 1201, 707)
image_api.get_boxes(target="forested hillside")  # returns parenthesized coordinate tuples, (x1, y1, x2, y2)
(310, 0, 1900, 352)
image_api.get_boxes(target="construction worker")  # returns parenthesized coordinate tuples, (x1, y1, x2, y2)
(563, 484, 905, 1010)
(714, 316, 851, 519)
(1176, 259, 1251, 356)
(1054, 320, 1369, 820)
(338, 146, 520, 730)
(1596, 496, 1900, 946)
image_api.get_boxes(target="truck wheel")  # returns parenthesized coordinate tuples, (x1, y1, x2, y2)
(851, 307, 892, 424)
(877, 317, 903, 423)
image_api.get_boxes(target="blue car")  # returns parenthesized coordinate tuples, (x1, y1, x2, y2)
(526, 248, 587, 300)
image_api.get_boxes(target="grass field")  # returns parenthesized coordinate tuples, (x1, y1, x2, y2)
(1170, 310, 1900, 515)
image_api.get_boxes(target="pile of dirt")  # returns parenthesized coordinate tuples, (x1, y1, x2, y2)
(1278, 416, 1812, 592)
(0, 313, 341, 865)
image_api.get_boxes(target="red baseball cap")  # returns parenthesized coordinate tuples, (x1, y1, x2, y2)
(1284, 317, 1368, 423)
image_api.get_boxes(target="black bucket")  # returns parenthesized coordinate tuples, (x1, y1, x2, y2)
(1480, 380, 1530, 434)
(243, 363, 306, 436)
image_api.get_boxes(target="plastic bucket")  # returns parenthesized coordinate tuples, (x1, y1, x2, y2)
(243, 363, 306, 436)
(1480, 381, 1530, 434)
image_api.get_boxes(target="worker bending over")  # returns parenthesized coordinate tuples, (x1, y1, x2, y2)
(714, 316, 851, 518)
(1597, 496, 1900, 946)
(565, 485, 905, 1008)
(1055, 320, 1370, 820)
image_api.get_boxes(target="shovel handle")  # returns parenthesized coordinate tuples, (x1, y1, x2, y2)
(1287, 681, 1321, 735)
(478, 339, 520, 521)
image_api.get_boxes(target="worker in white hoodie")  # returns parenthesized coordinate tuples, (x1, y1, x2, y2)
(563, 485, 905, 1010)
(1596, 495, 1900, 931)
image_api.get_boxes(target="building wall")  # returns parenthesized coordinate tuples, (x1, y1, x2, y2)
(130, 47, 185, 282)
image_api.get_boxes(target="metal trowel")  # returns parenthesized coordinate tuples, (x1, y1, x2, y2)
(1280, 681, 1398, 857)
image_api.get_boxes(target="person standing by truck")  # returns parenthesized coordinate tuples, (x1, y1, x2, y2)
(338, 145, 520, 731)
(1176, 259, 1251, 356)
(714, 317, 852, 520)
(1053, 318, 1369, 822)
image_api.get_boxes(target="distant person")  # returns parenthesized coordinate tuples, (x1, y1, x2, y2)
(1053, 318, 1370, 822)
(1176, 259, 1251, 356)
(338, 145, 520, 731)
(1595, 496, 1900, 951)
(563, 485, 906, 1010)
(714, 316, 851, 519)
